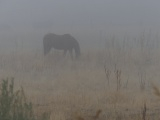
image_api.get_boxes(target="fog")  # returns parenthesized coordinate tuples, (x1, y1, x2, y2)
(1, 1, 160, 119)
(0, 0, 160, 52)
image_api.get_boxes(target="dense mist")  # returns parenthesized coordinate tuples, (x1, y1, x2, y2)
(0, 0, 160, 52)
(1, 1, 160, 119)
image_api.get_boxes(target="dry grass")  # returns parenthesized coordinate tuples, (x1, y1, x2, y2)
(152, 83, 160, 97)
(0, 45, 160, 120)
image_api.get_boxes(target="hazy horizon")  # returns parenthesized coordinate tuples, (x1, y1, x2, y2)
(0, 0, 160, 52)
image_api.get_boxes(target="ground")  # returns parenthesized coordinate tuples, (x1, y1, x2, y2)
(0, 48, 160, 120)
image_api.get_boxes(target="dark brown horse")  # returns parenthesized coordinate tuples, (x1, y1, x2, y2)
(43, 33, 80, 59)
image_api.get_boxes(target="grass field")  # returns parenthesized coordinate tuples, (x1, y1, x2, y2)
(0, 44, 160, 120)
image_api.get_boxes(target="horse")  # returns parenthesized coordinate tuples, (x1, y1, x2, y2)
(43, 33, 80, 59)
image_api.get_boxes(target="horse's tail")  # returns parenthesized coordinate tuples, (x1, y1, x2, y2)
(74, 40, 81, 58)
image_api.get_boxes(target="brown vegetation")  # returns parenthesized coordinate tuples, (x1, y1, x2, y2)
(1, 31, 160, 119)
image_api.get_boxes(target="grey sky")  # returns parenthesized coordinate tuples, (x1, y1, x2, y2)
(0, 0, 160, 51)
(0, 0, 160, 27)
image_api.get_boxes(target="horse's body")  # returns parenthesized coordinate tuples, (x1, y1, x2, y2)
(43, 33, 80, 59)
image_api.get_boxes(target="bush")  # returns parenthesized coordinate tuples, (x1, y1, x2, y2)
(0, 78, 50, 120)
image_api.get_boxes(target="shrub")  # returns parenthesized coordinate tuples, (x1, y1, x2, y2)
(0, 78, 50, 120)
